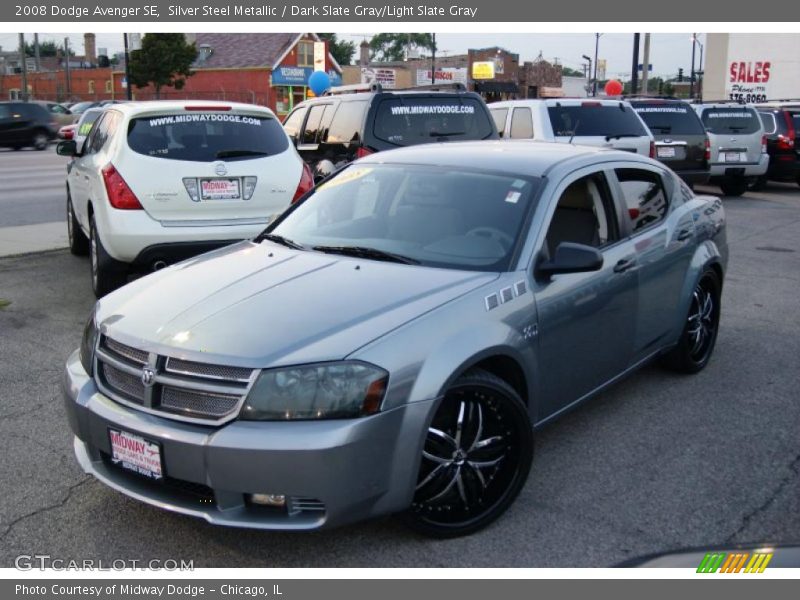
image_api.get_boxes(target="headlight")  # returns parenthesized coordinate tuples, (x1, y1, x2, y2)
(240, 362, 388, 421)
(79, 309, 98, 376)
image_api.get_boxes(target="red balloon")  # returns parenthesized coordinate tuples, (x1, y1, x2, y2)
(605, 80, 624, 96)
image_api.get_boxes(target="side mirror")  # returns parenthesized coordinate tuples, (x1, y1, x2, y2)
(536, 242, 603, 279)
(56, 140, 78, 157)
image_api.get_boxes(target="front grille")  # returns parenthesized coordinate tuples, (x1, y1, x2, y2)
(160, 386, 241, 418)
(95, 336, 256, 424)
(289, 497, 326, 513)
(101, 362, 145, 404)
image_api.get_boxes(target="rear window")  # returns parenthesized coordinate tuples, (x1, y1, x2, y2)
(127, 113, 289, 161)
(633, 103, 705, 135)
(758, 111, 777, 135)
(548, 104, 647, 137)
(700, 108, 760, 134)
(372, 97, 494, 145)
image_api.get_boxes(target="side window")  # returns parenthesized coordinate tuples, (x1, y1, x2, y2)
(758, 111, 776, 135)
(282, 107, 306, 140)
(301, 105, 327, 145)
(0, 105, 10, 119)
(86, 113, 110, 154)
(490, 108, 508, 137)
(327, 100, 368, 145)
(615, 168, 669, 232)
(545, 172, 619, 256)
(509, 107, 533, 139)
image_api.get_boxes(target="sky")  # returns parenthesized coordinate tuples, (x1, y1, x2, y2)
(0, 32, 706, 79)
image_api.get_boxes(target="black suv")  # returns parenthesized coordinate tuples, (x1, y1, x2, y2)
(282, 83, 498, 179)
(754, 102, 800, 188)
(629, 98, 710, 187)
(0, 101, 58, 150)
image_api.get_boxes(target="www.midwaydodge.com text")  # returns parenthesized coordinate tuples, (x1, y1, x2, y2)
(17, 4, 478, 18)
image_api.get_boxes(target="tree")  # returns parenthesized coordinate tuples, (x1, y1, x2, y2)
(317, 33, 356, 66)
(561, 66, 584, 77)
(128, 33, 197, 98)
(369, 34, 436, 62)
(24, 40, 72, 57)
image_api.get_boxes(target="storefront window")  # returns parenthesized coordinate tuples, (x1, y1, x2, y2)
(276, 86, 290, 114)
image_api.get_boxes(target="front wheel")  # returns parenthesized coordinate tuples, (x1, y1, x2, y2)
(90, 215, 128, 297)
(719, 177, 747, 197)
(404, 369, 534, 538)
(32, 130, 49, 151)
(662, 269, 721, 374)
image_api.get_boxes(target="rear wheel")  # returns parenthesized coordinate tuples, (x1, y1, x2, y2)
(89, 215, 128, 297)
(405, 369, 533, 537)
(32, 130, 49, 151)
(662, 269, 721, 374)
(719, 177, 747, 197)
(67, 195, 89, 256)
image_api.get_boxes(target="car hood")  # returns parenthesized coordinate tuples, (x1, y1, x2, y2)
(97, 241, 498, 368)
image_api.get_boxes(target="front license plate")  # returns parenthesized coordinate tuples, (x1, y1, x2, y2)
(108, 428, 164, 480)
(657, 146, 676, 158)
(200, 178, 241, 200)
(723, 152, 742, 162)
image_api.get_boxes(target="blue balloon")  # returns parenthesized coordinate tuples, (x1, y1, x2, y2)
(308, 71, 331, 96)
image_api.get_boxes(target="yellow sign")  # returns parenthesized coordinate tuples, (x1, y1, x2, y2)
(472, 61, 495, 80)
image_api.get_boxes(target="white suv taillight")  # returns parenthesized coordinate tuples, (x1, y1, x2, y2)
(292, 163, 314, 204)
(182, 178, 200, 202)
(102, 164, 143, 210)
(243, 176, 257, 200)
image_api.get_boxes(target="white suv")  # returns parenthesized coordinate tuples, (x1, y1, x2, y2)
(489, 98, 655, 157)
(58, 101, 311, 296)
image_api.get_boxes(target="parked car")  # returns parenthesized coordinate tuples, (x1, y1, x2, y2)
(629, 98, 710, 187)
(68, 101, 102, 119)
(30, 100, 74, 127)
(691, 102, 769, 196)
(489, 98, 655, 157)
(283, 82, 498, 180)
(754, 102, 800, 188)
(0, 101, 58, 150)
(64, 141, 726, 537)
(58, 123, 76, 140)
(57, 100, 311, 296)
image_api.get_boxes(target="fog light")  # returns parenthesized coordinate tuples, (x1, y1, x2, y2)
(249, 493, 286, 507)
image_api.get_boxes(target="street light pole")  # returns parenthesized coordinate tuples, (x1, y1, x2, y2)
(592, 33, 600, 97)
(430, 32, 436, 84)
(689, 33, 697, 99)
(582, 54, 592, 98)
(18, 33, 28, 101)
(124, 33, 133, 100)
(631, 33, 640, 96)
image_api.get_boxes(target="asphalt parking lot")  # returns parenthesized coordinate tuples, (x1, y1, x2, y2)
(0, 158, 799, 566)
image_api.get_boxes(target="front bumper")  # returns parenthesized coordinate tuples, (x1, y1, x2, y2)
(63, 350, 434, 530)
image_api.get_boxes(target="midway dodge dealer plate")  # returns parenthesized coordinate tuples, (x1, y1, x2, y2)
(109, 428, 164, 479)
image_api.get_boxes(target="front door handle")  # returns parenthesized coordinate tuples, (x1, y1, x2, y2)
(613, 258, 636, 273)
(676, 228, 693, 241)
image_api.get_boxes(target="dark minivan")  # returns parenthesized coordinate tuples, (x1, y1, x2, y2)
(282, 83, 498, 180)
(630, 99, 710, 187)
(755, 102, 800, 188)
(0, 101, 58, 150)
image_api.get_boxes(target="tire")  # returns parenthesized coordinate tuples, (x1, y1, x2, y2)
(749, 176, 768, 191)
(719, 177, 747, 197)
(32, 130, 49, 151)
(67, 194, 89, 256)
(404, 369, 534, 538)
(89, 215, 128, 297)
(662, 269, 722, 374)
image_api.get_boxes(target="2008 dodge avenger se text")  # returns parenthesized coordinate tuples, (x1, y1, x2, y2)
(63, 141, 727, 537)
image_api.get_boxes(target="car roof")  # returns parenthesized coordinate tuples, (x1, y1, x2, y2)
(106, 100, 277, 117)
(357, 140, 652, 177)
(297, 89, 482, 106)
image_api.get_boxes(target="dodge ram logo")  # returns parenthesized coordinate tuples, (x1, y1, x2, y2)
(141, 367, 156, 387)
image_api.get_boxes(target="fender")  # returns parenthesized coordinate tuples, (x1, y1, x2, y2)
(669, 240, 725, 345)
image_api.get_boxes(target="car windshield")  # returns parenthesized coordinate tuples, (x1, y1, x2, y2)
(548, 104, 648, 137)
(269, 164, 540, 272)
(633, 103, 705, 135)
(372, 97, 495, 145)
(126, 113, 289, 161)
(700, 108, 761, 134)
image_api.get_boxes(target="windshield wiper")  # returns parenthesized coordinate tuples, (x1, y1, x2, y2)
(429, 131, 465, 138)
(605, 133, 642, 141)
(649, 125, 672, 133)
(312, 245, 420, 265)
(215, 149, 269, 159)
(255, 233, 305, 250)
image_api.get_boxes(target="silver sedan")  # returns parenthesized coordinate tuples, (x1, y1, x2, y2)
(63, 141, 727, 537)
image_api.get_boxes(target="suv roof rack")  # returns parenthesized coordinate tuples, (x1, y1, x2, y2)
(322, 81, 467, 96)
(395, 82, 467, 92)
(623, 95, 682, 101)
(323, 83, 383, 96)
(690, 98, 750, 105)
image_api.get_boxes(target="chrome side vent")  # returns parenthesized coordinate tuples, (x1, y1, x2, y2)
(485, 293, 500, 311)
(514, 280, 527, 297)
(500, 287, 514, 303)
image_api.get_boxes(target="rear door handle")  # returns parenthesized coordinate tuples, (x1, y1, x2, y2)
(676, 228, 693, 241)
(613, 258, 636, 273)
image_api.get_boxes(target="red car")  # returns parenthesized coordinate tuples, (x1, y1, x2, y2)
(58, 123, 76, 140)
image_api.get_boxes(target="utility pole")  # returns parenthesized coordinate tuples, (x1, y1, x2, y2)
(689, 32, 697, 99)
(33, 33, 41, 72)
(64, 37, 71, 99)
(641, 33, 650, 96)
(124, 33, 133, 100)
(430, 33, 436, 84)
(19, 34, 28, 101)
(592, 33, 601, 97)
(630, 33, 640, 96)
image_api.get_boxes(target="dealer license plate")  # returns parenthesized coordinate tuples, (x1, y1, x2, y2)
(657, 146, 676, 158)
(723, 152, 743, 162)
(108, 428, 163, 480)
(200, 178, 241, 200)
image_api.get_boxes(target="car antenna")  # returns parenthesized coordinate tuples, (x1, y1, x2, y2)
(568, 119, 581, 145)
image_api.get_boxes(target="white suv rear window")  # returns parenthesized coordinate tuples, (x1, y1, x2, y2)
(127, 113, 289, 161)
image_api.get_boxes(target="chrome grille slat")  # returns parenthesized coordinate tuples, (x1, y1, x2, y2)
(103, 337, 149, 365)
(101, 363, 145, 404)
(165, 357, 253, 383)
(160, 387, 241, 418)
